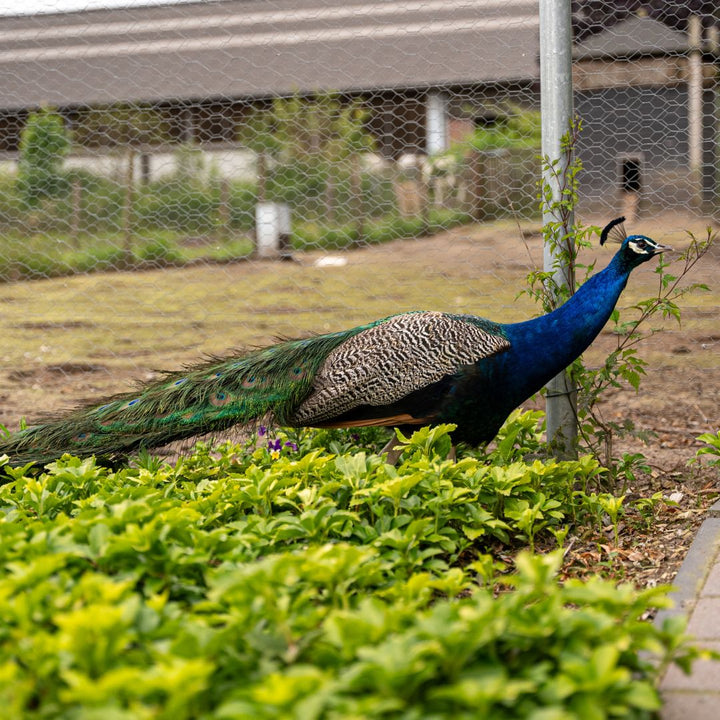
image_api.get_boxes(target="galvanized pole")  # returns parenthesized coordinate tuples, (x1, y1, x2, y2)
(539, 0, 577, 457)
(687, 15, 703, 210)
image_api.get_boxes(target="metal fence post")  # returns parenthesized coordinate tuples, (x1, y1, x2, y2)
(687, 14, 704, 210)
(539, 0, 577, 458)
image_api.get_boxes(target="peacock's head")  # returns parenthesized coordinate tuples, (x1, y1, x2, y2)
(600, 216, 671, 268)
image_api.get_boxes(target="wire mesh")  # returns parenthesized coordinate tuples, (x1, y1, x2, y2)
(0, 0, 717, 453)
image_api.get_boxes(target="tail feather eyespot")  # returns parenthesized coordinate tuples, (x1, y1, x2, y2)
(209, 391, 234, 407)
(241, 375, 268, 389)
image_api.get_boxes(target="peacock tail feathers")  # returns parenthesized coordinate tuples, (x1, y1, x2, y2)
(1, 321, 378, 465)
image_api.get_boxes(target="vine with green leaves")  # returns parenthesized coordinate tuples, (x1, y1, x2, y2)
(524, 117, 715, 491)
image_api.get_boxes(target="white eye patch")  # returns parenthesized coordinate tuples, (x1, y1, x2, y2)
(628, 239, 651, 254)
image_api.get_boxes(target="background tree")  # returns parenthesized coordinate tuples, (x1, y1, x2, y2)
(72, 103, 171, 255)
(326, 99, 374, 236)
(17, 108, 71, 207)
(238, 93, 374, 225)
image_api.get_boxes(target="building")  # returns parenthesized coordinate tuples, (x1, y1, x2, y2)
(0, 0, 717, 214)
(573, 13, 719, 215)
(0, 0, 539, 160)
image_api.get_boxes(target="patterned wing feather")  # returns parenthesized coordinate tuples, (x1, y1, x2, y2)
(291, 312, 509, 424)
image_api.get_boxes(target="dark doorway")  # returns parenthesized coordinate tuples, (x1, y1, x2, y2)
(621, 157, 642, 193)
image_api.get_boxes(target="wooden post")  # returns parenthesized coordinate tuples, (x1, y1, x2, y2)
(70, 177, 82, 247)
(325, 169, 336, 224)
(420, 172, 430, 234)
(218, 176, 230, 240)
(256, 151, 267, 203)
(123, 148, 135, 259)
(708, 25, 720, 215)
(349, 153, 364, 244)
(470, 150, 488, 221)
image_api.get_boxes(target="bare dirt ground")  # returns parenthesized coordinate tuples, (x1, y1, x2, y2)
(1, 212, 718, 588)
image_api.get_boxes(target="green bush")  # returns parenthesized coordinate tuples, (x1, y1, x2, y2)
(16, 108, 71, 207)
(134, 179, 216, 233)
(293, 208, 473, 251)
(137, 237, 185, 266)
(0, 174, 24, 228)
(0, 420, 703, 718)
(268, 160, 328, 205)
(68, 168, 125, 233)
(466, 105, 542, 152)
(226, 181, 257, 231)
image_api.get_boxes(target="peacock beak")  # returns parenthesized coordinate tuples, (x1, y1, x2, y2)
(652, 243, 672, 255)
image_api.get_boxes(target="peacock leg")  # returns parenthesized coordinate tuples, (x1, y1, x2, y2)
(380, 435, 403, 465)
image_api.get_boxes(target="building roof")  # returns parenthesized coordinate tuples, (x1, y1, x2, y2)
(0, 0, 540, 111)
(573, 14, 688, 60)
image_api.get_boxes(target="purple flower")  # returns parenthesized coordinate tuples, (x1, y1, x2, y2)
(284, 441, 298, 451)
(267, 438, 282, 451)
(258, 425, 267, 437)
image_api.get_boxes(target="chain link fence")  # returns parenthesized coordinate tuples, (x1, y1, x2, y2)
(0, 0, 717, 450)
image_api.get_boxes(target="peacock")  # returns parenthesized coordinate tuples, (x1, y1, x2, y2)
(0, 218, 668, 467)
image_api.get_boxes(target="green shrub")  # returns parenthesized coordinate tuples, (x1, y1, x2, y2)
(134, 179, 216, 233)
(694, 429, 720, 469)
(0, 420, 704, 718)
(67, 168, 125, 233)
(138, 237, 184, 266)
(16, 108, 71, 207)
(292, 208, 473, 251)
(71, 244, 136, 274)
(0, 174, 24, 228)
(268, 160, 328, 205)
(227, 181, 257, 231)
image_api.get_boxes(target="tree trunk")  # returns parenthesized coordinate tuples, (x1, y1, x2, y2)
(325, 168, 336, 224)
(469, 150, 488, 221)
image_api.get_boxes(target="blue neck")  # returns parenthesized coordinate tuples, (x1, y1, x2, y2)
(499, 253, 631, 401)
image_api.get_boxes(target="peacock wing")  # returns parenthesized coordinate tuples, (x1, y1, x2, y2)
(290, 311, 510, 426)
